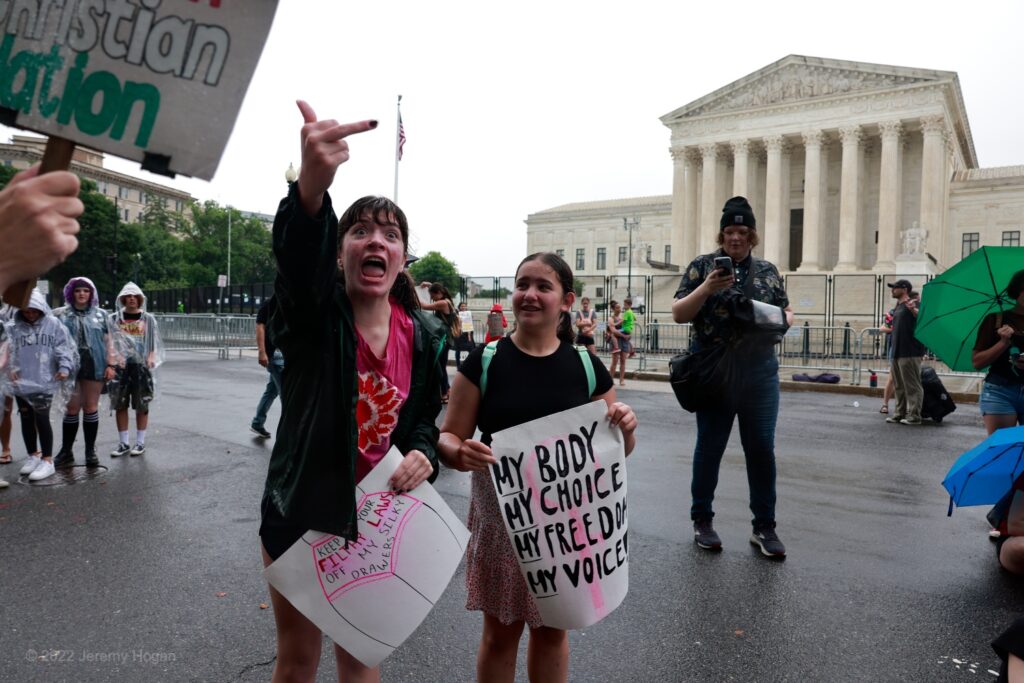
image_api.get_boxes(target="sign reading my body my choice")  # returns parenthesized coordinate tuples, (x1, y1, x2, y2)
(489, 400, 629, 630)
(0, 1, 279, 179)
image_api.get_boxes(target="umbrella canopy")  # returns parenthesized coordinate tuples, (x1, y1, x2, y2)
(942, 426, 1024, 512)
(915, 246, 1023, 372)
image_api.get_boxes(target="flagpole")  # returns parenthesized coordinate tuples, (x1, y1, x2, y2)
(394, 94, 402, 202)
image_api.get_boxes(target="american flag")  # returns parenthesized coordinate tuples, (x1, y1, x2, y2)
(397, 112, 406, 161)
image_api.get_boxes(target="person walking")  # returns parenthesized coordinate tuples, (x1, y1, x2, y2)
(4, 289, 77, 482)
(439, 251, 637, 683)
(0, 301, 13, 470)
(250, 296, 283, 439)
(258, 100, 445, 682)
(52, 277, 114, 468)
(420, 283, 457, 403)
(109, 283, 163, 457)
(885, 279, 924, 426)
(671, 196, 793, 558)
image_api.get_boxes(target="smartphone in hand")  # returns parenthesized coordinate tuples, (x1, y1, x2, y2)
(713, 256, 734, 277)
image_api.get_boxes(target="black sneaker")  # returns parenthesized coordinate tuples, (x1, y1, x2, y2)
(53, 447, 75, 469)
(84, 448, 99, 468)
(110, 443, 131, 458)
(250, 424, 271, 439)
(693, 518, 722, 551)
(130, 443, 146, 457)
(750, 524, 786, 558)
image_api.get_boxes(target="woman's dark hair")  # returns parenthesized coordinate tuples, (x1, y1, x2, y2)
(1007, 269, 1024, 300)
(336, 195, 419, 311)
(516, 252, 576, 344)
(716, 227, 760, 248)
(428, 283, 451, 300)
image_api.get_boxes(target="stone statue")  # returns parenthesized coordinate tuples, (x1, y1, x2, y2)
(900, 221, 928, 256)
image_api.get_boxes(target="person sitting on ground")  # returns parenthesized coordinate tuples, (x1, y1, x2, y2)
(4, 289, 77, 482)
(109, 283, 163, 457)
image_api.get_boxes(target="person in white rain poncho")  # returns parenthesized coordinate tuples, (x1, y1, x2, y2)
(109, 283, 164, 457)
(1, 289, 77, 482)
(52, 277, 115, 468)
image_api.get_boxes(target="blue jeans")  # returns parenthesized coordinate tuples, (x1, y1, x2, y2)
(252, 351, 284, 429)
(690, 350, 780, 529)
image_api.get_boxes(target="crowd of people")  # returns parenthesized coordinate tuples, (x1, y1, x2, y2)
(1, 101, 1022, 681)
(0, 279, 162, 486)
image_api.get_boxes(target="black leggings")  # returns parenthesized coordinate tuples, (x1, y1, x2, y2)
(437, 344, 451, 394)
(15, 395, 53, 458)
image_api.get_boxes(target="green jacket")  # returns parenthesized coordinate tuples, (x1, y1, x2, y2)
(263, 185, 445, 541)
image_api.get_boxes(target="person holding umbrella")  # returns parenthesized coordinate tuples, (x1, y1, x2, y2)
(972, 269, 1024, 435)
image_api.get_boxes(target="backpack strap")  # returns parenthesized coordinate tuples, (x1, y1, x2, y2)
(480, 340, 596, 397)
(575, 345, 597, 396)
(480, 340, 500, 396)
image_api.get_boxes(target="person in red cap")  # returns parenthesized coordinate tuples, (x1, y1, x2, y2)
(484, 303, 507, 343)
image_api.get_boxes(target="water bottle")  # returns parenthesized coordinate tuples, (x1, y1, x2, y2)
(869, 370, 878, 388)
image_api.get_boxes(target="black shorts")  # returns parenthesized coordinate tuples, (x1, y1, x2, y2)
(259, 497, 306, 561)
(577, 334, 595, 346)
(112, 363, 154, 413)
(76, 349, 96, 382)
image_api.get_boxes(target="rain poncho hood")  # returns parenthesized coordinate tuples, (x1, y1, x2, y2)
(62, 276, 99, 309)
(116, 282, 147, 314)
(2, 289, 77, 398)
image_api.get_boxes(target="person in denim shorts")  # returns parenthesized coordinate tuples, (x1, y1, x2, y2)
(973, 269, 1024, 435)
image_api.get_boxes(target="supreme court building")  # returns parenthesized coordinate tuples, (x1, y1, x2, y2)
(526, 55, 1023, 321)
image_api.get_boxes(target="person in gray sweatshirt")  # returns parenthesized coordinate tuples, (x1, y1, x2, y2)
(2, 289, 77, 482)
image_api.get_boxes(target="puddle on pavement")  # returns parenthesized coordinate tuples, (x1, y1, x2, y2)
(16, 465, 109, 487)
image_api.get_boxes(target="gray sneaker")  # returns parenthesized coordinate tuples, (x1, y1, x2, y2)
(900, 418, 922, 425)
(110, 443, 131, 458)
(693, 518, 722, 551)
(130, 443, 146, 457)
(750, 525, 786, 558)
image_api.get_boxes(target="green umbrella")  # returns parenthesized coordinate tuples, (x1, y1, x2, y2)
(915, 246, 1023, 372)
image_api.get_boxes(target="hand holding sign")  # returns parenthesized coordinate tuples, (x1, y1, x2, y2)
(387, 449, 433, 493)
(0, 166, 83, 293)
(295, 100, 378, 217)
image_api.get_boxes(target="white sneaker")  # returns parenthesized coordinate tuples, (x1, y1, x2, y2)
(0, 478, 9, 489)
(19, 454, 42, 475)
(28, 460, 55, 481)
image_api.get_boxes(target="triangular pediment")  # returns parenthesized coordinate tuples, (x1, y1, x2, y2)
(662, 55, 956, 121)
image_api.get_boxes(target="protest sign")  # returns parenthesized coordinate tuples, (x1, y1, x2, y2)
(264, 447, 470, 667)
(458, 310, 473, 329)
(0, 0, 279, 180)
(489, 400, 628, 630)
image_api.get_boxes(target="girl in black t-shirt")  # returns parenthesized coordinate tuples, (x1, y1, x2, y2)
(439, 252, 637, 683)
(973, 269, 1024, 434)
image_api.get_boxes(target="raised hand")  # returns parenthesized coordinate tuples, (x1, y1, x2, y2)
(294, 100, 377, 217)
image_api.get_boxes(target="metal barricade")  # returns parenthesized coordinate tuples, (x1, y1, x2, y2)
(153, 314, 257, 359)
(851, 326, 986, 388)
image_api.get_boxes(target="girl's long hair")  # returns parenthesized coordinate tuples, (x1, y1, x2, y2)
(515, 252, 576, 344)
(336, 196, 419, 311)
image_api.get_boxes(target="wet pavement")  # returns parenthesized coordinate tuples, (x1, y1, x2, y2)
(1, 351, 1020, 682)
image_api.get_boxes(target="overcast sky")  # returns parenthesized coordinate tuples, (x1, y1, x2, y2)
(5, 0, 1022, 275)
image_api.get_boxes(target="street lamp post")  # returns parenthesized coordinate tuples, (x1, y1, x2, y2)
(623, 216, 640, 298)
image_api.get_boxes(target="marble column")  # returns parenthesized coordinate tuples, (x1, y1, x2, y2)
(798, 130, 825, 272)
(670, 147, 687, 268)
(835, 125, 863, 271)
(874, 121, 903, 271)
(683, 149, 700, 266)
(762, 135, 787, 266)
(919, 114, 947, 263)
(731, 139, 750, 198)
(699, 143, 720, 255)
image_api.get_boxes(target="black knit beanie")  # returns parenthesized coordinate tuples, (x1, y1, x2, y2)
(720, 196, 756, 230)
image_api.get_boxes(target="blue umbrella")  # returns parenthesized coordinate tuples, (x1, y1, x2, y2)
(942, 426, 1024, 515)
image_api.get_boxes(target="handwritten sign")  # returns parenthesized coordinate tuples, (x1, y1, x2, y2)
(264, 447, 470, 667)
(489, 401, 628, 630)
(0, 1, 279, 179)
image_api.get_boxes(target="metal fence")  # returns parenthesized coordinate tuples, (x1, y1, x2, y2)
(154, 314, 257, 359)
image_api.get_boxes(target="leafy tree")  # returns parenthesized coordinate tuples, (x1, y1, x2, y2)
(573, 277, 585, 296)
(408, 251, 461, 294)
(180, 201, 274, 287)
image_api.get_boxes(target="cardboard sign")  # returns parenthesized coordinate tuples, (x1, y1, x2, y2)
(489, 401, 628, 630)
(0, 1, 279, 179)
(264, 447, 470, 667)
(458, 310, 473, 328)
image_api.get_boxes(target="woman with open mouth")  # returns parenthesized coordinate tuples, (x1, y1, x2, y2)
(257, 100, 447, 682)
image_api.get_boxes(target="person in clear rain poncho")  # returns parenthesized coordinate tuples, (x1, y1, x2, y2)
(109, 282, 164, 457)
(0, 289, 77, 482)
(52, 277, 115, 468)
